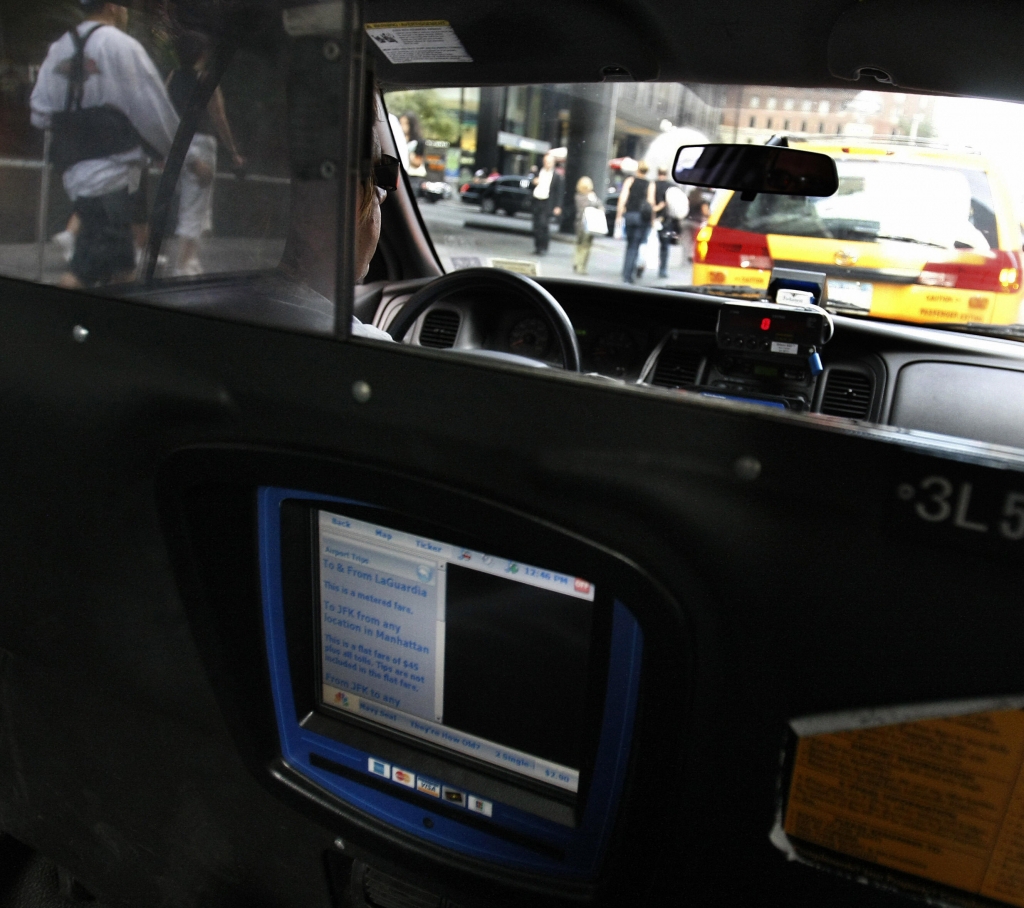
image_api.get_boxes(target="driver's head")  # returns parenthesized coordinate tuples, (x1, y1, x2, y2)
(280, 85, 392, 296)
(80, 0, 128, 28)
(355, 128, 386, 282)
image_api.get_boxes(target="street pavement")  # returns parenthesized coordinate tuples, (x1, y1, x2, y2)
(0, 236, 286, 285)
(420, 197, 695, 287)
(0, 196, 693, 288)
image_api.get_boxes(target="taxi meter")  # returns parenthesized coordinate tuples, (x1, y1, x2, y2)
(716, 268, 834, 377)
(716, 302, 833, 360)
(703, 268, 834, 411)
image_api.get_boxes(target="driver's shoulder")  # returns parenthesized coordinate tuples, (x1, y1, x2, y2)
(352, 318, 393, 342)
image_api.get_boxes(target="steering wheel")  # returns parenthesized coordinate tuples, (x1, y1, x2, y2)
(385, 268, 582, 372)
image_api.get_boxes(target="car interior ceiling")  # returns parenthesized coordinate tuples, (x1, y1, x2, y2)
(4, 1, 1024, 908)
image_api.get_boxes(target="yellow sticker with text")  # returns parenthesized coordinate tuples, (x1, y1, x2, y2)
(785, 709, 1024, 905)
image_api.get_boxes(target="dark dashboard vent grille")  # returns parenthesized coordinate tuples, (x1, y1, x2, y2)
(651, 345, 702, 389)
(363, 867, 442, 908)
(419, 308, 460, 349)
(820, 370, 873, 419)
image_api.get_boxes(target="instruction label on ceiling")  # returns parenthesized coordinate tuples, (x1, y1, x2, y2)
(785, 709, 1024, 905)
(364, 21, 472, 64)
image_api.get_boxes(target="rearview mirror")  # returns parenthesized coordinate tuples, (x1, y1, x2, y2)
(672, 144, 839, 200)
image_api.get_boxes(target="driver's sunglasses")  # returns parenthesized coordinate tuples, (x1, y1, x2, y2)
(372, 154, 401, 192)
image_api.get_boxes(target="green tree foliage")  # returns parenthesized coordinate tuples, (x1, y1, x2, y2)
(386, 90, 460, 144)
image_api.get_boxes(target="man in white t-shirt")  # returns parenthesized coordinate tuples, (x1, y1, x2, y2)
(30, 0, 178, 288)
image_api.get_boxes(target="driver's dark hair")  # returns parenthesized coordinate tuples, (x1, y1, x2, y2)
(80, 0, 108, 14)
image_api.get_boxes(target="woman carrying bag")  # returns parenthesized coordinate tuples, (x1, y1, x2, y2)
(615, 160, 655, 284)
(573, 176, 605, 274)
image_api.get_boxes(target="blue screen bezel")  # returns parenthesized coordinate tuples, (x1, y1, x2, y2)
(257, 486, 643, 878)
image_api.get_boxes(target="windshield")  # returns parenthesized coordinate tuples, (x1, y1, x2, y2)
(386, 84, 1024, 327)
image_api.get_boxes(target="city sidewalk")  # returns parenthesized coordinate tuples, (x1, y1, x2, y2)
(0, 236, 285, 285)
(425, 200, 694, 287)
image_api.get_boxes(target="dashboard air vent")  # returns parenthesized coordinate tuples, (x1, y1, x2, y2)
(651, 346, 702, 389)
(363, 866, 441, 908)
(820, 370, 873, 419)
(419, 309, 461, 349)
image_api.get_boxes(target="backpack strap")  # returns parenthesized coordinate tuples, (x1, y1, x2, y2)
(63, 24, 106, 114)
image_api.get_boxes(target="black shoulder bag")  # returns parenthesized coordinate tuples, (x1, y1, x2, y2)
(50, 25, 143, 174)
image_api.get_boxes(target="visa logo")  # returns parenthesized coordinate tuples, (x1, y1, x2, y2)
(416, 777, 441, 798)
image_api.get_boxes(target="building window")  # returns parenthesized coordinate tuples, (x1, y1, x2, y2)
(801, 100, 812, 112)
(766, 117, 773, 129)
(749, 116, 756, 127)
(818, 121, 825, 132)
(801, 120, 808, 132)
(749, 96, 760, 108)
(818, 101, 829, 114)
(784, 98, 795, 110)
(766, 98, 777, 109)
(783, 119, 790, 130)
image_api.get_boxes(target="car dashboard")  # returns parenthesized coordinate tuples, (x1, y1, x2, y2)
(376, 277, 1024, 452)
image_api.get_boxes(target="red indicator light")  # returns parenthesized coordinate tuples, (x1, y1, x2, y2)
(760, 317, 772, 331)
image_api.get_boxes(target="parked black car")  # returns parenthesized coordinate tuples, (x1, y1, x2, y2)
(416, 179, 452, 203)
(458, 178, 487, 204)
(479, 175, 534, 215)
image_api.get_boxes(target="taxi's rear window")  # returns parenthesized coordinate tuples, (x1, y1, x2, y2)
(717, 160, 1000, 251)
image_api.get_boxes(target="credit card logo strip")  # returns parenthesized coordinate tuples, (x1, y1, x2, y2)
(366, 761, 497, 820)
(310, 752, 565, 860)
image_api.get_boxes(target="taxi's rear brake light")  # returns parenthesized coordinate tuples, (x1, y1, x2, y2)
(696, 225, 772, 271)
(460, 183, 470, 193)
(918, 250, 1023, 293)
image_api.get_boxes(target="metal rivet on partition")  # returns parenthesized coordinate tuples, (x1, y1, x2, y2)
(352, 381, 372, 404)
(333, 838, 345, 851)
(72, 325, 89, 343)
(734, 456, 761, 482)
(323, 40, 341, 61)
(320, 160, 337, 180)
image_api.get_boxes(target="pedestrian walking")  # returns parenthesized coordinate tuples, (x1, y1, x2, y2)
(572, 176, 603, 274)
(530, 152, 563, 255)
(615, 159, 654, 283)
(680, 188, 712, 263)
(399, 112, 427, 179)
(30, 0, 178, 288)
(167, 31, 246, 276)
(652, 165, 679, 279)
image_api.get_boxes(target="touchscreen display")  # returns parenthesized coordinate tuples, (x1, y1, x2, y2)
(316, 510, 595, 793)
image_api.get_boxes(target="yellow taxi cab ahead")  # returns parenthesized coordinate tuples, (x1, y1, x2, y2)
(692, 141, 1024, 325)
